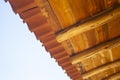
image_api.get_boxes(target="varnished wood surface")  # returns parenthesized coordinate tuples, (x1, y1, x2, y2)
(49, 0, 118, 28)
(75, 41, 120, 79)
(104, 72, 120, 80)
(8, 0, 120, 80)
(56, 4, 120, 42)
(62, 16, 120, 56)
(71, 37, 120, 64)
(82, 60, 120, 79)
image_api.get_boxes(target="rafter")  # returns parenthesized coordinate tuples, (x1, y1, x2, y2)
(70, 37, 120, 65)
(82, 60, 120, 79)
(104, 72, 120, 80)
(56, 4, 120, 42)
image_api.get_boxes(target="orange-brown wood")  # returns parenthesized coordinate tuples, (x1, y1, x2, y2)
(56, 4, 120, 42)
(7, 0, 120, 80)
(71, 37, 120, 65)
(82, 60, 120, 79)
(104, 72, 120, 80)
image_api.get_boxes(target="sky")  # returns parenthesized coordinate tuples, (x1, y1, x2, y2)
(0, 0, 70, 80)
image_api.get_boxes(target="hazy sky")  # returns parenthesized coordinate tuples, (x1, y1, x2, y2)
(0, 0, 70, 80)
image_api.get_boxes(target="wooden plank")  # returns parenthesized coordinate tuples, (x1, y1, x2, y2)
(81, 58, 95, 71)
(56, 4, 120, 42)
(84, 29, 97, 47)
(108, 17, 120, 39)
(70, 34, 87, 53)
(104, 72, 120, 80)
(95, 26, 105, 44)
(68, 0, 90, 22)
(80, 51, 116, 80)
(61, 41, 73, 55)
(70, 37, 120, 65)
(90, 68, 115, 80)
(82, 60, 120, 79)
(48, 0, 75, 28)
(111, 44, 120, 60)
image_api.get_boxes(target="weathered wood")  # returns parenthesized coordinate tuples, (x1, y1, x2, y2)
(104, 72, 120, 80)
(82, 60, 120, 79)
(70, 37, 120, 65)
(56, 4, 120, 42)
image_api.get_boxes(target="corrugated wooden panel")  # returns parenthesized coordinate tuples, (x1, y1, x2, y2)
(8, 0, 37, 13)
(8, 0, 83, 80)
(26, 13, 47, 31)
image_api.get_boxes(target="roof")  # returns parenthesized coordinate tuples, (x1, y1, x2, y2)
(7, 0, 120, 80)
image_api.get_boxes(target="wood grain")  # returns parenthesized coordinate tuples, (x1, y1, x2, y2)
(56, 5, 120, 42)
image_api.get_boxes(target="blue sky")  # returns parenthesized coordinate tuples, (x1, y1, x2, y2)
(0, 0, 70, 80)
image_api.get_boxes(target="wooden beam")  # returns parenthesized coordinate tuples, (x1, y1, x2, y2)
(56, 4, 120, 42)
(70, 37, 120, 65)
(104, 72, 120, 80)
(82, 60, 120, 79)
